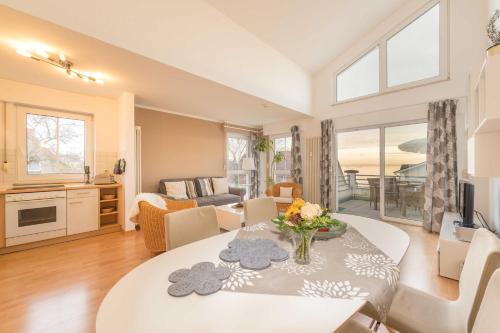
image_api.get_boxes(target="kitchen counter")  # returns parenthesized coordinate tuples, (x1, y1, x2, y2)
(0, 183, 124, 253)
(0, 183, 121, 194)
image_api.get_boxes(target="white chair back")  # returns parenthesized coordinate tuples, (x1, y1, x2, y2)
(244, 197, 278, 226)
(457, 228, 500, 332)
(472, 268, 500, 333)
(164, 206, 219, 250)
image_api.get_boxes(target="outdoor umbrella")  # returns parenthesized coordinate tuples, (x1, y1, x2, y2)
(398, 138, 427, 154)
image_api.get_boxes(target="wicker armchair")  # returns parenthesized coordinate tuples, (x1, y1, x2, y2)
(265, 182, 302, 212)
(137, 198, 198, 254)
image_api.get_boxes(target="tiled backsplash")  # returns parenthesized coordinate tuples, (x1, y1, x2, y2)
(95, 151, 119, 175)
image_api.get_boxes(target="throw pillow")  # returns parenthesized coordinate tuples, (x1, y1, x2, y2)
(196, 178, 214, 197)
(164, 181, 188, 199)
(185, 180, 198, 199)
(273, 197, 293, 204)
(280, 187, 293, 198)
(212, 177, 229, 195)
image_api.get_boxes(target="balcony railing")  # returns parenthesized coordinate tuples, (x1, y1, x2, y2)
(338, 174, 426, 202)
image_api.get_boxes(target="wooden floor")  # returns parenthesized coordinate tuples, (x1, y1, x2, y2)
(0, 224, 458, 333)
(339, 199, 423, 222)
(0, 231, 150, 333)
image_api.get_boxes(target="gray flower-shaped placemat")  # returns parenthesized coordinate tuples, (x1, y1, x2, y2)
(167, 262, 231, 297)
(219, 238, 289, 270)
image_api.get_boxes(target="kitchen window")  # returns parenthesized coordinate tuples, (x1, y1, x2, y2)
(17, 106, 93, 181)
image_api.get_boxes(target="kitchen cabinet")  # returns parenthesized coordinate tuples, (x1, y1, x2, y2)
(0, 184, 123, 254)
(67, 189, 99, 235)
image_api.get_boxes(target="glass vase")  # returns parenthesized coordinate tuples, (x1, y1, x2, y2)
(292, 229, 317, 265)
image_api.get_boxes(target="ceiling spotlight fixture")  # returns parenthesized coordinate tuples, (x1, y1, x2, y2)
(15, 44, 104, 85)
(16, 48, 34, 58)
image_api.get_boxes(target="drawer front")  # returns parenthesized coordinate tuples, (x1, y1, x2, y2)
(67, 188, 98, 199)
(67, 196, 99, 235)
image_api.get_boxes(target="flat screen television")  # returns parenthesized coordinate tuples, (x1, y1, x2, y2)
(459, 180, 475, 227)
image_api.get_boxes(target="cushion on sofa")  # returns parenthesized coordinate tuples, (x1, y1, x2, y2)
(195, 193, 241, 207)
(196, 178, 214, 197)
(212, 177, 229, 195)
(163, 181, 188, 199)
(185, 180, 198, 199)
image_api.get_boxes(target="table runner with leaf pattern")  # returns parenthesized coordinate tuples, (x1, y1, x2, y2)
(219, 221, 400, 321)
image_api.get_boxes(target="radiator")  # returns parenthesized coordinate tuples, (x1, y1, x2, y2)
(304, 137, 321, 203)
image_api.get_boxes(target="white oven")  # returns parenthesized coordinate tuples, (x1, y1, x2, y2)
(5, 191, 67, 246)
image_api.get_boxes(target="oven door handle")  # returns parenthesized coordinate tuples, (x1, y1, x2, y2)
(6, 198, 66, 205)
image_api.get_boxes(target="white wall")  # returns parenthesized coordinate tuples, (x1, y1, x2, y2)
(0, 0, 311, 115)
(117, 92, 136, 231)
(263, 117, 320, 138)
(0, 78, 120, 184)
(473, 177, 500, 232)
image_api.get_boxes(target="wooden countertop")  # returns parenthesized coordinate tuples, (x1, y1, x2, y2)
(0, 183, 122, 194)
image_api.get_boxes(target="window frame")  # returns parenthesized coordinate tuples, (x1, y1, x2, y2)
(336, 46, 380, 102)
(270, 133, 293, 183)
(333, 0, 449, 105)
(335, 118, 428, 226)
(16, 105, 94, 182)
(225, 131, 251, 195)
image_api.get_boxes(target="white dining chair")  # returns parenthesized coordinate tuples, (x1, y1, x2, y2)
(164, 206, 220, 250)
(334, 319, 372, 333)
(471, 267, 500, 333)
(244, 197, 278, 226)
(386, 228, 500, 333)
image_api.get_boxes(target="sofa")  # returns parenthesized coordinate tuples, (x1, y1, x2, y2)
(159, 177, 246, 207)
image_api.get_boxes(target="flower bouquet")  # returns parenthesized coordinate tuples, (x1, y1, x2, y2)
(272, 198, 342, 265)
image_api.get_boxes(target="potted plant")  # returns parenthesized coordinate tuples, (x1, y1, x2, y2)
(254, 137, 283, 187)
(273, 199, 343, 265)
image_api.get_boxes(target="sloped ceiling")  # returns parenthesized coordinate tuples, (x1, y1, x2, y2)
(207, 0, 409, 72)
(0, 0, 422, 124)
(0, 0, 311, 115)
(0, 6, 307, 126)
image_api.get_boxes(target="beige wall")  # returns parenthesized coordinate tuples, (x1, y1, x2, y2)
(135, 107, 226, 193)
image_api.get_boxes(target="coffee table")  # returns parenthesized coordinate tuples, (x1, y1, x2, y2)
(215, 203, 245, 231)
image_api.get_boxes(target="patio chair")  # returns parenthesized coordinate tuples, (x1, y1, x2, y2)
(367, 178, 379, 210)
(384, 177, 399, 207)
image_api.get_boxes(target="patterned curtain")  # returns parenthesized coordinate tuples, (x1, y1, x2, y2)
(423, 99, 458, 233)
(290, 125, 303, 185)
(249, 131, 262, 199)
(320, 119, 336, 210)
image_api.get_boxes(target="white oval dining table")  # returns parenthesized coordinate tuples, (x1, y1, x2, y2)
(96, 213, 410, 333)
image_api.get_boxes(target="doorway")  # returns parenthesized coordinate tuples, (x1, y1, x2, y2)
(336, 121, 427, 225)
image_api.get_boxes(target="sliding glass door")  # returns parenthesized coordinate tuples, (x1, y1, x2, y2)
(337, 128, 381, 220)
(383, 123, 427, 222)
(336, 121, 427, 224)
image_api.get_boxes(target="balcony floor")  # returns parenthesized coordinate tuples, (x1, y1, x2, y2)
(338, 199, 423, 222)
